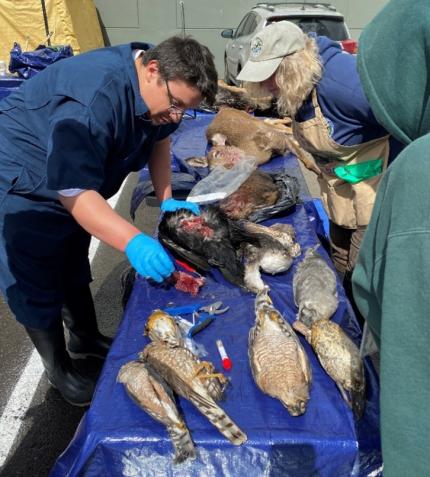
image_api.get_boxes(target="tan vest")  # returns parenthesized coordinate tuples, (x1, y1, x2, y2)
(292, 89, 390, 228)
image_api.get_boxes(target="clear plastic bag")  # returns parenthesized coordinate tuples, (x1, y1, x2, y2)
(175, 317, 208, 357)
(187, 156, 257, 204)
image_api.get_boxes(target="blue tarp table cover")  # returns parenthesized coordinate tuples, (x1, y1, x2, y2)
(50, 114, 382, 477)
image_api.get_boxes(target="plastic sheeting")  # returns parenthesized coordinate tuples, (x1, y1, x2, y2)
(9, 42, 73, 79)
(51, 114, 382, 477)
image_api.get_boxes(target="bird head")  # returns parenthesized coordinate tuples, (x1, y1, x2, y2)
(144, 310, 183, 347)
(281, 388, 309, 416)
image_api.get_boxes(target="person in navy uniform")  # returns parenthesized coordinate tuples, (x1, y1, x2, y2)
(0, 36, 217, 406)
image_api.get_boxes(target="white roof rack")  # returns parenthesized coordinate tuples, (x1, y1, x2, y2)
(255, 3, 337, 12)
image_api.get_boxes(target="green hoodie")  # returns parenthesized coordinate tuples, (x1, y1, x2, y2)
(353, 1, 430, 475)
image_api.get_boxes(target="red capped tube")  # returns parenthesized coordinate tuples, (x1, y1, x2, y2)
(216, 339, 232, 371)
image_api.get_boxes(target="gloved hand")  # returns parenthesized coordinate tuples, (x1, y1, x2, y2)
(125, 233, 174, 283)
(160, 198, 200, 215)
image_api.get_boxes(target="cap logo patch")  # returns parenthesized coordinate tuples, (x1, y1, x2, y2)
(250, 37, 263, 58)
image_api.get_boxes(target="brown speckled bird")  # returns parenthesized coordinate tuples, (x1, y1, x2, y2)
(117, 360, 196, 463)
(144, 308, 227, 401)
(140, 342, 247, 445)
(293, 319, 366, 419)
(249, 288, 312, 416)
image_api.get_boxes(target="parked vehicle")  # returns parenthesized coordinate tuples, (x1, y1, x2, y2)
(222, 2, 356, 85)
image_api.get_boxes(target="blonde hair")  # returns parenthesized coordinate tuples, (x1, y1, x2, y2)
(275, 36, 322, 117)
(241, 81, 274, 110)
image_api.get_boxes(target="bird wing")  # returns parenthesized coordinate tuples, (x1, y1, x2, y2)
(275, 314, 312, 385)
(158, 234, 210, 272)
(118, 361, 179, 426)
(143, 344, 247, 445)
(248, 324, 263, 380)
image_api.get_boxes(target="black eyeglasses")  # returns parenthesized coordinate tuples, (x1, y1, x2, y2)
(165, 80, 196, 120)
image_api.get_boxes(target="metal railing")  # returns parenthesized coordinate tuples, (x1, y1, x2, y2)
(255, 3, 337, 12)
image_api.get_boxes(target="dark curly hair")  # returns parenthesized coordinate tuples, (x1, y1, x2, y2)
(142, 36, 218, 106)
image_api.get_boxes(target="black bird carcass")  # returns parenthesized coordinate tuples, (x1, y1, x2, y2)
(158, 207, 245, 288)
(158, 207, 302, 292)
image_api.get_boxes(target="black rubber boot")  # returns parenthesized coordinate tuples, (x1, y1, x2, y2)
(63, 284, 113, 359)
(25, 323, 95, 406)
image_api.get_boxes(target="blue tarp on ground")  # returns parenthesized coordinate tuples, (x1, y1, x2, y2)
(50, 114, 381, 477)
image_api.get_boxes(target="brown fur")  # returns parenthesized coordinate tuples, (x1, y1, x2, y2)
(206, 108, 289, 164)
(206, 108, 319, 174)
(219, 170, 279, 220)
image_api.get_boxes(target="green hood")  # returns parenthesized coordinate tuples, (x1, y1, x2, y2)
(357, 0, 430, 145)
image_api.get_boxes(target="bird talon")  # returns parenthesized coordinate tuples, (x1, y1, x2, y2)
(198, 373, 228, 386)
(192, 361, 214, 379)
(192, 362, 227, 386)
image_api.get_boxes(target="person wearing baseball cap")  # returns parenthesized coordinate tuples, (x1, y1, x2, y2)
(237, 21, 307, 83)
(239, 20, 404, 314)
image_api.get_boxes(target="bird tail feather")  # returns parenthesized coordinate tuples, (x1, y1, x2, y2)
(167, 424, 196, 464)
(190, 396, 247, 445)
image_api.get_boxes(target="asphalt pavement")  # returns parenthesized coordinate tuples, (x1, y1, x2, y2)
(0, 163, 321, 477)
(0, 172, 161, 477)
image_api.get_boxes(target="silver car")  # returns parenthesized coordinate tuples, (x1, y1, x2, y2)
(222, 2, 355, 86)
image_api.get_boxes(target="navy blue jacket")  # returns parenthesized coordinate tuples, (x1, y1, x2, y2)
(0, 43, 179, 328)
(0, 42, 178, 202)
(295, 36, 402, 161)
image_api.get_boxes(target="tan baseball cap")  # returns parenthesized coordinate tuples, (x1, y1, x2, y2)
(237, 21, 306, 82)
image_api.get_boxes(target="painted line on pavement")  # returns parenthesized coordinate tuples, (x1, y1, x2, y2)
(0, 183, 126, 468)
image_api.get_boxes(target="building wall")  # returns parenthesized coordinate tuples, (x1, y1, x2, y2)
(94, 0, 389, 74)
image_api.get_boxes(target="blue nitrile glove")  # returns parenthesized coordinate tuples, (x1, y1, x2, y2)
(161, 198, 200, 215)
(125, 233, 174, 283)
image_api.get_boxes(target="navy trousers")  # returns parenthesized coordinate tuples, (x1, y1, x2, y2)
(0, 191, 92, 329)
